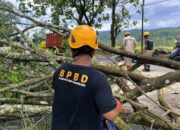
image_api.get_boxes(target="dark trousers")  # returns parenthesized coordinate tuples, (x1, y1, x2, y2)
(144, 64, 150, 71)
(143, 50, 152, 71)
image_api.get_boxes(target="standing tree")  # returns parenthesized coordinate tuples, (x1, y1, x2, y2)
(0, 0, 19, 39)
(52, 0, 109, 28)
(17, 0, 109, 28)
(109, 0, 140, 47)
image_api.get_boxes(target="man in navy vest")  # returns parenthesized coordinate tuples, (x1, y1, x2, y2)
(52, 25, 123, 130)
(143, 31, 154, 71)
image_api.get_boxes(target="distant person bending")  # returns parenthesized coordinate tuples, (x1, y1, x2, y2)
(39, 38, 46, 49)
(143, 31, 154, 71)
(121, 32, 137, 70)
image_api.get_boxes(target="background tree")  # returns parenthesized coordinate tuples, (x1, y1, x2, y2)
(0, 0, 19, 39)
(109, 0, 140, 47)
(17, 0, 109, 28)
(52, 0, 109, 28)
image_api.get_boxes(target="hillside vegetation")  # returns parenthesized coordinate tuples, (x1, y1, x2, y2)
(99, 27, 180, 48)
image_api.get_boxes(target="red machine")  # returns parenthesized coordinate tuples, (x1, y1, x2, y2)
(46, 33, 63, 48)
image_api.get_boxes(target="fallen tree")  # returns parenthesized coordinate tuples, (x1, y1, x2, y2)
(99, 43, 180, 70)
(1, 51, 179, 129)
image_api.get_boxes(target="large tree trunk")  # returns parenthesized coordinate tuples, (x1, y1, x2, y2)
(110, 0, 116, 47)
(99, 43, 180, 70)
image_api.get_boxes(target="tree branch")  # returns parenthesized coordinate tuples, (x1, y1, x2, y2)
(0, 6, 70, 32)
(0, 74, 52, 93)
(125, 72, 180, 100)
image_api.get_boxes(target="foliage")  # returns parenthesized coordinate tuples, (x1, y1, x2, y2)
(17, 0, 109, 28)
(52, 0, 109, 28)
(0, 57, 53, 85)
(0, 0, 19, 38)
(32, 28, 47, 43)
(18, 0, 48, 16)
(108, 0, 141, 47)
(61, 39, 72, 57)
(61, 39, 69, 50)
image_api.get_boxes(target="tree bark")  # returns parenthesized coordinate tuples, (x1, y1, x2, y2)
(125, 71, 180, 100)
(110, 0, 116, 47)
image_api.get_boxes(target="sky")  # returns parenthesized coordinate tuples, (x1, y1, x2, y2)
(132, 0, 180, 30)
(5, 0, 180, 31)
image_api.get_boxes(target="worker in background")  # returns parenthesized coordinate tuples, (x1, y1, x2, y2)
(121, 32, 137, 70)
(39, 38, 46, 49)
(175, 39, 180, 48)
(52, 25, 123, 130)
(143, 31, 154, 71)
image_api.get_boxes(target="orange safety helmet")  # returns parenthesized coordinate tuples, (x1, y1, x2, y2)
(68, 25, 98, 49)
(144, 31, 150, 36)
(124, 32, 130, 36)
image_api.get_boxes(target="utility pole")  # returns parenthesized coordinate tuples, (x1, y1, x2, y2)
(141, 0, 145, 53)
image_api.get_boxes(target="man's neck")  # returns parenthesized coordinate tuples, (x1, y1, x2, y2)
(72, 55, 92, 67)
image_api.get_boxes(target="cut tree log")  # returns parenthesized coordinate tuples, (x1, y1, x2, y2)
(125, 71, 180, 100)
(0, 105, 51, 117)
